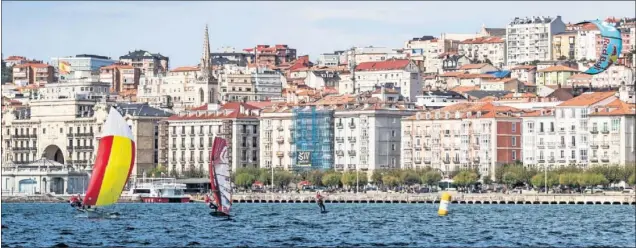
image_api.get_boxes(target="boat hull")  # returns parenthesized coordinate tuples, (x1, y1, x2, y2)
(140, 196, 190, 203)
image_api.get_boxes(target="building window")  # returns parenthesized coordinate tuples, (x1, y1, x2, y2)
(512, 150, 517, 161)
(392, 130, 396, 137)
(611, 119, 619, 131)
(511, 123, 516, 133)
(511, 137, 517, 147)
(571, 150, 576, 159)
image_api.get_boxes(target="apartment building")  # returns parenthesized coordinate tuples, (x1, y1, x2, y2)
(535, 65, 579, 86)
(458, 37, 506, 68)
(521, 91, 619, 169)
(211, 47, 253, 67)
(218, 65, 283, 102)
(552, 31, 576, 60)
(506, 16, 566, 65)
(162, 102, 262, 174)
(260, 94, 416, 176)
(119, 50, 169, 75)
(588, 99, 635, 166)
(589, 65, 634, 88)
(12, 63, 55, 86)
(99, 64, 141, 93)
(339, 59, 421, 101)
(574, 23, 601, 61)
(243, 44, 297, 66)
(510, 65, 537, 84)
(402, 103, 523, 180)
(1, 78, 169, 179)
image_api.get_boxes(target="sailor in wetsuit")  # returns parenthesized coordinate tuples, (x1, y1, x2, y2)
(70, 194, 83, 209)
(316, 192, 326, 212)
(205, 194, 218, 212)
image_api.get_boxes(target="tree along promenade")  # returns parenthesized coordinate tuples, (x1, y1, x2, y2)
(2, 192, 634, 205)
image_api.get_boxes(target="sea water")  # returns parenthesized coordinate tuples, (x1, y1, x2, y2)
(1, 203, 635, 247)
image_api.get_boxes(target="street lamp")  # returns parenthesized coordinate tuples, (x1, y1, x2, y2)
(544, 164, 551, 195)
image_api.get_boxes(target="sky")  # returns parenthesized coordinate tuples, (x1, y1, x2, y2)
(2, 1, 635, 67)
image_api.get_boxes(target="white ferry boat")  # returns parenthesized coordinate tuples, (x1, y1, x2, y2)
(124, 177, 191, 203)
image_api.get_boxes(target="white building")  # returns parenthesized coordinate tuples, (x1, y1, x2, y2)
(458, 37, 506, 68)
(162, 102, 264, 174)
(259, 95, 416, 176)
(137, 66, 218, 112)
(521, 91, 619, 169)
(1, 158, 88, 195)
(415, 90, 468, 108)
(218, 64, 283, 102)
(588, 99, 635, 166)
(1, 79, 171, 181)
(590, 65, 634, 88)
(340, 59, 421, 101)
(304, 70, 340, 89)
(574, 25, 600, 61)
(506, 16, 566, 65)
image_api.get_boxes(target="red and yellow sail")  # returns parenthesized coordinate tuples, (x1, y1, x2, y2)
(83, 107, 135, 207)
(59, 61, 72, 75)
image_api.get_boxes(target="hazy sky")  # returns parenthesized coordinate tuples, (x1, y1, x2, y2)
(2, 1, 635, 67)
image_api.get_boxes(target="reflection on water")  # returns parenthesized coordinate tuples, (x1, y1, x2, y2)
(1, 203, 634, 247)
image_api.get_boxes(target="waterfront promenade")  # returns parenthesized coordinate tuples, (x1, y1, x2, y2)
(2, 192, 635, 205)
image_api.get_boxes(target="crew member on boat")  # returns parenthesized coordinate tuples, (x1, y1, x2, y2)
(316, 192, 326, 212)
(70, 194, 82, 209)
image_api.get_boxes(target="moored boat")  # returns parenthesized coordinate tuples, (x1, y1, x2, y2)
(125, 177, 190, 203)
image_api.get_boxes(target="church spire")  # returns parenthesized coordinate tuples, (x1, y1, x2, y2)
(201, 24, 210, 70)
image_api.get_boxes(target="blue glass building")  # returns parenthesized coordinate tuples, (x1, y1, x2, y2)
(292, 106, 334, 171)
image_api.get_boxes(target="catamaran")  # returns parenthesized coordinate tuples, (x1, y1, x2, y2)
(80, 107, 136, 218)
(208, 137, 233, 218)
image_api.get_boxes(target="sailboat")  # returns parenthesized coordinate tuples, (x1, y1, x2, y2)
(208, 137, 233, 218)
(80, 107, 136, 218)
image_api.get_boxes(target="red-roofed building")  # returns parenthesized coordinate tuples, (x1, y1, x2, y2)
(510, 65, 537, 84)
(401, 102, 523, 180)
(99, 64, 141, 93)
(12, 63, 54, 86)
(458, 37, 506, 68)
(163, 102, 265, 173)
(342, 59, 421, 101)
(244, 44, 297, 66)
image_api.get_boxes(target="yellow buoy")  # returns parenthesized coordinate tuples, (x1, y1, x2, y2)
(438, 192, 451, 216)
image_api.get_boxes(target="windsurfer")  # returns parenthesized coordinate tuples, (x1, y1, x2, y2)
(205, 194, 218, 212)
(316, 192, 326, 212)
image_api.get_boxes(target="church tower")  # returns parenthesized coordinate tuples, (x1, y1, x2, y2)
(201, 24, 211, 71)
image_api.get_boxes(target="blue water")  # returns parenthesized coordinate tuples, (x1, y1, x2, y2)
(1, 203, 635, 247)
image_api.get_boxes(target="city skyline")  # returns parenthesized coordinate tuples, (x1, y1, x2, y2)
(2, 1, 635, 67)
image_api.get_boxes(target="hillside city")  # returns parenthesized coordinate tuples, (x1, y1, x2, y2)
(2, 15, 635, 195)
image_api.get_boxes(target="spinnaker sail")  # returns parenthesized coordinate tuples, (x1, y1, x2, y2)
(209, 137, 232, 215)
(83, 107, 136, 207)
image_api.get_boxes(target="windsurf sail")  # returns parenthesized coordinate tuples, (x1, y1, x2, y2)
(209, 137, 232, 215)
(83, 107, 136, 207)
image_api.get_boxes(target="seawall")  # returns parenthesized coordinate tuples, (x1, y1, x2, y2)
(3, 193, 634, 205)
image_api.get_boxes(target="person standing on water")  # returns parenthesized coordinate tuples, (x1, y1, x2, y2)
(205, 194, 218, 212)
(316, 192, 326, 212)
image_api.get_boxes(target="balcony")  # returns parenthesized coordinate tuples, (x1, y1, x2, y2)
(557, 158, 566, 163)
(199, 144, 204, 149)
(336, 123, 344, 129)
(180, 144, 186, 149)
(424, 158, 431, 164)
(336, 137, 344, 143)
(415, 132, 422, 138)
(548, 129, 556, 134)
(601, 143, 609, 149)
(276, 152, 284, 158)
(473, 157, 480, 163)
(601, 157, 609, 162)
(424, 132, 432, 137)
(188, 132, 196, 137)
(558, 143, 566, 148)
(198, 130, 205, 135)
(443, 159, 450, 164)
(414, 144, 422, 150)
(414, 158, 422, 164)
(601, 129, 609, 134)
(590, 129, 599, 134)
(277, 126, 284, 131)
(336, 150, 344, 156)
(424, 144, 431, 150)
(453, 159, 460, 164)
(198, 158, 204, 163)
(404, 131, 411, 136)
(349, 123, 356, 129)
(348, 137, 356, 143)
(189, 144, 195, 149)
(537, 159, 545, 163)
(590, 143, 599, 149)
(348, 150, 356, 156)
(590, 157, 599, 162)
(335, 164, 344, 170)
(558, 129, 566, 134)
(277, 137, 284, 144)
(548, 157, 555, 163)
(547, 142, 556, 148)
(289, 126, 295, 131)
(404, 143, 412, 148)
(537, 143, 545, 149)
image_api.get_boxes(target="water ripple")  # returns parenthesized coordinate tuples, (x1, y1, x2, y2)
(1, 203, 634, 247)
